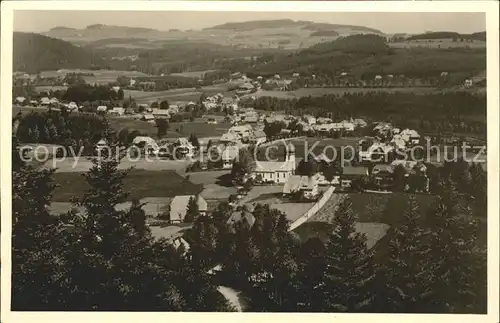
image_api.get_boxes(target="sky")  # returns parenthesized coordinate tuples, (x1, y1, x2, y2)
(13, 11, 486, 34)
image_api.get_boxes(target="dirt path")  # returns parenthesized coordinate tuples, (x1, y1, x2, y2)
(217, 286, 247, 312)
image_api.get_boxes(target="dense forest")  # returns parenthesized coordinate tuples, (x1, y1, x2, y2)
(406, 31, 486, 41)
(15, 110, 113, 155)
(13, 32, 105, 73)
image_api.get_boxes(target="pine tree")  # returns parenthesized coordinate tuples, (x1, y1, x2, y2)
(295, 237, 327, 312)
(11, 142, 69, 310)
(184, 195, 200, 223)
(322, 198, 377, 312)
(427, 183, 486, 313)
(384, 194, 433, 312)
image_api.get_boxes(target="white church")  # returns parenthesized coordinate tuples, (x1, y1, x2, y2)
(252, 143, 296, 184)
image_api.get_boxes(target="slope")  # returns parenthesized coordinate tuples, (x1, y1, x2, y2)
(13, 32, 105, 73)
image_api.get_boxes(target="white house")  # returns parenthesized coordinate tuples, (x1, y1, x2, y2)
(340, 120, 355, 131)
(110, 107, 125, 116)
(152, 108, 170, 118)
(132, 136, 159, 155)
(40, 97, 50, 106)
(353, 118, 368, 128)
(169, 195, 208, 223)
(303, 115, 317, 125)
(390, 134, 406, 150)
(229, 124, 253, 139)
(400, 129, 421, 145)
(252, 144, 296, 184)
(67, 102, 78, 111)
(96, 105, 108, 113)
(141, 114, 156, 123)
(15, 96, 26, 104)
(220, 132, 239, 146)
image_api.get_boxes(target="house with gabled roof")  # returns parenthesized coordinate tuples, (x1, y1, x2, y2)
(252, 144, 296, 184)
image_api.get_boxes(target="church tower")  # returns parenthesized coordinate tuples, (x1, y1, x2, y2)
(287, 143, 296, 174)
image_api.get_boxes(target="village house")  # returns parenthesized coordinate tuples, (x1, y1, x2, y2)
(141, 114, 156, 123)
(220, 132, 240, 146)
(96, 105, 108, 114)
(40, 97, 51, 106)
(67, 102, 78, 111)
(340, 120, 355, 132)
(169, 195, 208, 223)
(354, 118, 368, 128)
(282, 175, 319, 200)
(132, 136, 159, 155)
(316, 117, 333, 124)
(390, 134, 407, 151)
(228, 124, 253, 140)
(152, 108, 170, 119)
(303, 115, 317, 125)
(109, 107, 125, 116)
(236, 83, 255, 95)
(252, 143, 296, 184)
(340, 166, 369, 190)
(400, 129, 421, 145)
(15, 96, 26, 105)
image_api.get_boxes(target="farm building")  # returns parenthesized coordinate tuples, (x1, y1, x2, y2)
(141, 114, 155, 123)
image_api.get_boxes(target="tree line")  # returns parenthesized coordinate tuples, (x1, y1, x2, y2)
(15, 110, 113, 155)
(243, 92, 486, 136)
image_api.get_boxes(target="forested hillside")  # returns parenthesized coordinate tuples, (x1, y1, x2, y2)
(13, 32, 104, 73)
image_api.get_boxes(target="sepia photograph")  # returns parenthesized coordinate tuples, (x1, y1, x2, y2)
(1, 1, 499, 322)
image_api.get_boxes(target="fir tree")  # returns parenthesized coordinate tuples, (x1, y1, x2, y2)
(384, 194, 433, 312)
(322, 198, 377, 312)
(184, 195, 200, 223)
(427, 183, 486, 313)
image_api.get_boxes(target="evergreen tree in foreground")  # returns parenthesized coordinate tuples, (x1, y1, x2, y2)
(322, 198, 377, 312)
(383, 194, 433, 313)
(426, 181, 486, 313)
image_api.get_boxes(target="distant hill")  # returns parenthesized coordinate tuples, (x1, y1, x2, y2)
(309, 30, 340, 37)
(407, 31, 486, 41)
(205, 19, 384, 34)
(13, 32, 105, 73)
(301, 22, 383, 34)
(43, 24, 161, 43)
(204, 19, 299, 31)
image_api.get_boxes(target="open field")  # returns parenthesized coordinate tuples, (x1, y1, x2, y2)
(123, 83, 231, 104)
(170, 70, 216, 78)
(39, 69, 149, 85)
(107, 117, 231, 138)
(52, 169, 202, 202)
(44, 157, 191, 173)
